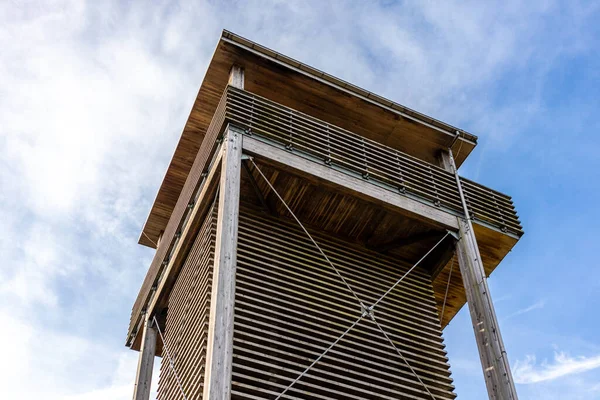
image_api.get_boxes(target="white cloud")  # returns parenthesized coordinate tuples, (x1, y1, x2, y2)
(503, 299, 546, 321)
(0, 307, 142, 399)
(514, 351, 600, 384)
(1, 1, 599, 399)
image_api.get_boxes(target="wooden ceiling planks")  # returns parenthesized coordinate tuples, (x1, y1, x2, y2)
(139, 30, 477, 248)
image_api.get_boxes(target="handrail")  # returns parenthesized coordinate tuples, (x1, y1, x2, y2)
(225, 86, 523, 237)
(128, 88, 230, 344)
(128, 85, 523, 346)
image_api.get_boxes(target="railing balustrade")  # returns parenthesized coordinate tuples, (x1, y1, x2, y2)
(225, 86, 523, 237)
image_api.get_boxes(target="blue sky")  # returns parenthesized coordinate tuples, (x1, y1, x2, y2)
(1, 1, 599, 399)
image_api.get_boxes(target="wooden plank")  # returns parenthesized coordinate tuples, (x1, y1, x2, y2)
(133, 316, 157, 400)
(369, 231, 443, 253)
(128, 89, 230, 347)
(441, 150, 519, 400)
(146, 149, 222, 319)
(157, 205, 217, 400)
(243, 135, 459, 231)
(203, 125, 243, 399)
(229, 64, 245, 88)
(230, 204, 457, 399)
(140, 30, 478, 248)
(131, 86, 521, 348)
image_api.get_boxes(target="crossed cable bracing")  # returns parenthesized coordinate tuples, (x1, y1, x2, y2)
(249, 157, 452, 400)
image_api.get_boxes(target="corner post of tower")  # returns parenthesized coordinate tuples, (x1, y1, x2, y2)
(202, 65, 244, 399)
(440, 149, 519, 400)
(132, 314, 158, 400)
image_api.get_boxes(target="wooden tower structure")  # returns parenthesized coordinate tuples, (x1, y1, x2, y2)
(127, 31, 523, 400)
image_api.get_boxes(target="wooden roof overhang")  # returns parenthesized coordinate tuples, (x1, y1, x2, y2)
(139, 30, 478, 248)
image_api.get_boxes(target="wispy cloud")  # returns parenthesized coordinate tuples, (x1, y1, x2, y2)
(503, 299, 545, 320)
(1, 1, 599, 400)
(514, 351, 600, 384)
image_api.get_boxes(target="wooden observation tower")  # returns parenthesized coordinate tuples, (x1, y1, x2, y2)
(128, 30, 523, 400)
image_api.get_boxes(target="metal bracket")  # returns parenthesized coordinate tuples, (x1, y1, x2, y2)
(361, 303, 375, 319)
(447, 230, 460, 241)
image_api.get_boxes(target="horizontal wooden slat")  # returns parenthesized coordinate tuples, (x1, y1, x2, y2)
(157, 204, 217, 400)
(226, 87, 522, 237)
(129, 85, 522, 347)
(231, 205, 456, 399)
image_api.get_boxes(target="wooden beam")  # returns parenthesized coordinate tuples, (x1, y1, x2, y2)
(146, 149, 223, 318)
(228, 64, 244, 88)
(242, 135, 459, 231)
(242, 160, 274, 215)
(203, 125, 243, 399)
(424, 236, 457, 280)
(441, 150, 519, 400)
(132, 316, 157, 400)
(369, 230, 444, 254)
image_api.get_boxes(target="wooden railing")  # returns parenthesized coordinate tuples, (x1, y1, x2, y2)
(225, 87, 523, 237)
(127, 89, 229, 344)
(128, 85, 523, 345)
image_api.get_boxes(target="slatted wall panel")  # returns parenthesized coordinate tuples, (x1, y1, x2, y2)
(232, 205, 456, 400)
(157, 204, 217, 400)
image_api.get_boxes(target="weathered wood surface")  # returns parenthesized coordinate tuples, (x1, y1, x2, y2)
(129, 86, 522, 346)
(157, 204, 217, 400)
(147, 149, 222, 320)
(228, 87, 521, 237)
(238, 151, 518, 328)
(442, 150, 519, 400)
(157, 202, 458, 400)
(133, 316, 157, 400)
(230, 204, 456, 399)
(456, 220, 518, 399)
(140, 30, 477, 248)
(243, 135, 460, 231)
(127, 90, 229, 349)
(203, 126, 243, 399)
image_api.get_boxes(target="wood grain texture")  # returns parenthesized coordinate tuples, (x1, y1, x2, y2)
(139, 30, 477, 248)
(129, 87, 521, 346)
(133, 316, 157, 400)
(230, 204, 456, 399)
(203, 127, 243, 399)
(157, 203, 217, 400)
(227, 87, 520, 237)
(127, 91, 229, 349)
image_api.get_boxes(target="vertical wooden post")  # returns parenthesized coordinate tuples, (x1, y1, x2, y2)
(228, 65, 245, 88)
(132, 315, 157, 400)
(203, 65, 244, 399)
(440, 150, 519, 400)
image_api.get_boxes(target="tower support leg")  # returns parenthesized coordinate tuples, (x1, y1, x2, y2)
(203, 122, 243, 399)
(441, 150, 519, 400)
(132, 316, 157, 400)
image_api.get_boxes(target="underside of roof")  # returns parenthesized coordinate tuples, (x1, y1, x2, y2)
(139, 30, 478, 248)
